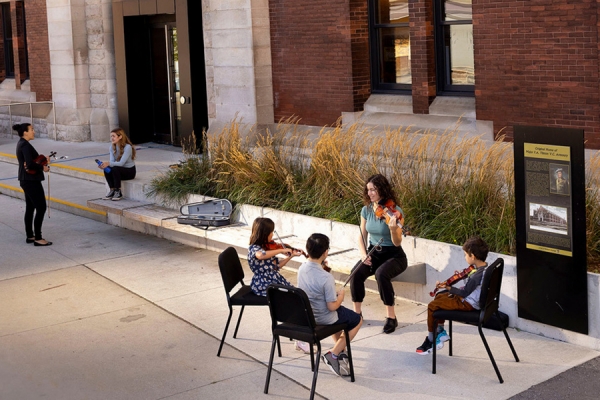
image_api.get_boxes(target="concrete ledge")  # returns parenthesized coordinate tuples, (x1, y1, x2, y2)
(89, 197, 428, 287)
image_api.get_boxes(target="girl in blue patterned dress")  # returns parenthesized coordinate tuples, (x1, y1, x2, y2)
(248, 217, 302, 296)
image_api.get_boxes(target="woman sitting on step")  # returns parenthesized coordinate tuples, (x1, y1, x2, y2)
(97, 128, 136, 201)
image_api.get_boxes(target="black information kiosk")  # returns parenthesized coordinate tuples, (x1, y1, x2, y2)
(514, 126, 587, 334)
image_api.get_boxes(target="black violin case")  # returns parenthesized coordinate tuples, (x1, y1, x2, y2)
(177, 199, 233, 228)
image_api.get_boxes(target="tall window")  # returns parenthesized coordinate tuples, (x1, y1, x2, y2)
(435, 0, 474, 94)
(0, 1, 28, 82)
(1, 2, 14, 78)
(369, 0, 411, 92)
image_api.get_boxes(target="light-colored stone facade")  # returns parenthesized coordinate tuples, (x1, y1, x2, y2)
(47, 0, 117, 142)
(202, 0, 274, 133)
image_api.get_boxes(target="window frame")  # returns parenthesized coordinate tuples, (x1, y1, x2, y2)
(368, 0, 412, 93)
(434, 0, 474, 96)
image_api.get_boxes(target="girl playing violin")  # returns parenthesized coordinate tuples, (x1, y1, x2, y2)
(248, 217, 310, 353)
(351, 174, 407, 334)
(416, 236, 489, 355)
(14, 123, 52, 246)
(248, 217, 303, 296)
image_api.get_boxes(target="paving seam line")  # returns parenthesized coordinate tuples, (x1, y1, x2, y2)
(80, 263, 317, 396)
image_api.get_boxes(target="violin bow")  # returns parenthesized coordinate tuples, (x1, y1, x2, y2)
(47, 151, 56, 218)
(343, 238, 384, 287)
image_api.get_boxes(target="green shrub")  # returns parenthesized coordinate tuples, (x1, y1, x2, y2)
(148, 119, 600, 271)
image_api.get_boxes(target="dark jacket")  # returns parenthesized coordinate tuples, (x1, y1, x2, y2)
(448, 266, 486, 299)
(16, 138, 45, 182)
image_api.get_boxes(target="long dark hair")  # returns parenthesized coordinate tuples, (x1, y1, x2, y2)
(111, 128, 136, 161)
(362, 174, 398, 206)
(13, 123, 32, 138)
(249, 217, 275, 247)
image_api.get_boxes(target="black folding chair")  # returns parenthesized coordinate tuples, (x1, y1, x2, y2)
(264, 284, 355, 400)
(432, 257, 520, 383)
(217, 246, 269, 357)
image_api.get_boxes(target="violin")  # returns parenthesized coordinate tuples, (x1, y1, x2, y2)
(429, 265, 477, 297)
(373, 199, 410, 236)
(26, 151, 56, 175)
(263, 240, 308, 258)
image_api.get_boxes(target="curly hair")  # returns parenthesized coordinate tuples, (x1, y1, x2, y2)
(362, 174, 398, 206)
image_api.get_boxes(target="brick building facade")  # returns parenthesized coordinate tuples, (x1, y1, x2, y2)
(2, 1, 600, 147)
(267, 0, 600, 148)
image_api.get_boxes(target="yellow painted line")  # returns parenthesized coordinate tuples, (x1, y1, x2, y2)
(0, 152, 103, 176)
(51, 163, 104, 176)
(0, 182, 107, 216)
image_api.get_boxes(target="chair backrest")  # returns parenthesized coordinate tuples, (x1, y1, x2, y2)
(266, 284, 317, 330)
(218, 247, 245, 293)
(478, 257, 504, 323)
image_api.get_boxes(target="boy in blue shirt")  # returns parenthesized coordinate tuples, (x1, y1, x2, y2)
(416, 236, 489, 354)
(297, 233, 363, 376)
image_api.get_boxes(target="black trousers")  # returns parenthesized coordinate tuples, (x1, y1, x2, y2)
(20, 180, 47, 240)
(350, 245, 408, 306)
(104, 165, 136, 189)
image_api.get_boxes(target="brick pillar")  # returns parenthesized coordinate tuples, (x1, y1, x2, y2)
(0, 7, 5, 83)
(23, 0, 52, 101)
(350, 0, 371, 111)
(10, 0, 21, 88)
(14, 1, 26, 84)
(409, 0, 436, 114)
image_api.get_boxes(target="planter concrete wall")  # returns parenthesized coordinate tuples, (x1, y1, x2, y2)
(230, 203, 600, 350)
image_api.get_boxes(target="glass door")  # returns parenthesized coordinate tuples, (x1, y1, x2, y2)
(165, 25, 181, 144)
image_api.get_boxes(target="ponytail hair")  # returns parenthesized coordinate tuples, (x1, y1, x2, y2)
(13, 123, 32, 138)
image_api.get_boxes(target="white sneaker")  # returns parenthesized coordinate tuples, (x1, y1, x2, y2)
(295, 341, 310, 354)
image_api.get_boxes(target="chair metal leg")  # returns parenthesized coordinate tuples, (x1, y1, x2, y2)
(264, 335, 278, 394)
(432, 320, 438, 374)
(309, 341, 315, 371)
(448, 320, 453, 356)
(217, 306, 234, 357)
(497, 312, 520, 362)
(310, 342, 322, 400)
(233, 305, 245, 338)
(478, 324, 504, 383)
(344, 328, 355, 382)
(277, 335, 282, 357)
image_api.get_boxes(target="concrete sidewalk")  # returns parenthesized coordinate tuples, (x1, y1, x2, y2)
(1, 194, 599, 400)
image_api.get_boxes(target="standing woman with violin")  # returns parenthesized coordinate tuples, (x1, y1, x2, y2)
(351, 174, 407, 333)
(248, 217, 303, 296)
(14, 123, 52, 246)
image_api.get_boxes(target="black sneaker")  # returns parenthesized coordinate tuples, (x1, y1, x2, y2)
(338, 351, 350, 376)
(322, 351, 341, 376)
(383, 317, 398, 334)
(103, 189, 115, 200)
(111, 189, 123, 201)
(416, 337, 433, 355)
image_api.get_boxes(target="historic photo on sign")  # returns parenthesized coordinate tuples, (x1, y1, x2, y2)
(529, 203, 568, 235)
(549, 164, 570, 195)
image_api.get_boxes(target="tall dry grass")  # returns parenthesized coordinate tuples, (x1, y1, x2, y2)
(149, 119, 600, 267)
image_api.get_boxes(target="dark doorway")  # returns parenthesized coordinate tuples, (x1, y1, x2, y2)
(124, 14, 180, 144)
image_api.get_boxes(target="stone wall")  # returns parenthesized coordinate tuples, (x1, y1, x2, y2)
(46, 0, 117, 142)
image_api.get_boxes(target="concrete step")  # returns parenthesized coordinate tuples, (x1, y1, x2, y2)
(342, 94, 494, 140)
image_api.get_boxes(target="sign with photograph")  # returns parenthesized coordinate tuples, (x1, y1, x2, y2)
(514, 126, 587, 334)
(523, 143, 572, 256)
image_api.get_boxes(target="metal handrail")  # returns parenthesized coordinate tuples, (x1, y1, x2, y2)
(0, 101, 57, 140)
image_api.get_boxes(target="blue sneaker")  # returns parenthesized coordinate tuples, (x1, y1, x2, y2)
(436, 329, 450, 349)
